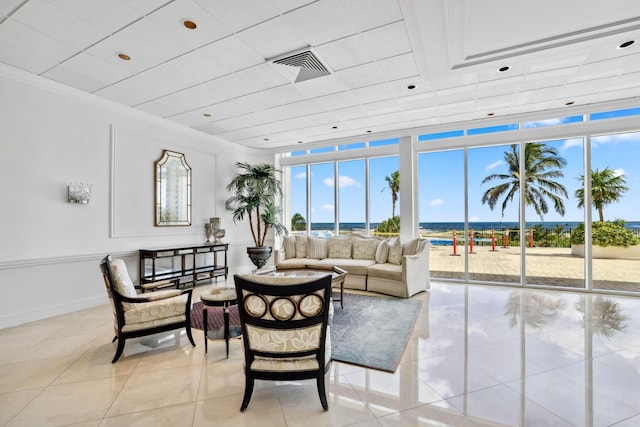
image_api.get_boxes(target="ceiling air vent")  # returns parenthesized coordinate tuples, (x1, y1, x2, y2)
(269, 48, 332, 83)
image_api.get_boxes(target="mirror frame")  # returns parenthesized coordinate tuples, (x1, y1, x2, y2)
(155, 150, 192, 226)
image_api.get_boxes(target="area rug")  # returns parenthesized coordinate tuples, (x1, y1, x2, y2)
(330, 293, 422, 373)
(190, 293, 422, 373)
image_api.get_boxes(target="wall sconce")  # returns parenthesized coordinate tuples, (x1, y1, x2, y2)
(68, 182, 92, 204)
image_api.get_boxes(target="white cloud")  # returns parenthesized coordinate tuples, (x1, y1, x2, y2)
(323, 175, 360, 188)
(613, 168, 625, 177)
(561, 138, 583, 151)
(429, 198, 444, 207)
(321, 204, 334, 212)
(295, 171, 307, 179)
(593, 132, 639, 146)
(469, 215, 480, 221)
(486, 160, 504, 171)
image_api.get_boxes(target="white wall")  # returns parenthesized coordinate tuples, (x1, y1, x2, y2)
(0, 66, 272, 328)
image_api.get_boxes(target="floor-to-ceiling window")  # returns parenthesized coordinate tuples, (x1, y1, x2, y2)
(418, 149, 466, 280)
(309, 162, 335, 236)
(369, 156, 399, 237)
(337, 159, 366, 236)
(590, 131, 640, 291)
(288, 164, 307, 235)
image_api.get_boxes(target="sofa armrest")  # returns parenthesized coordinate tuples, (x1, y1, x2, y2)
(274, 248, 286, 264)
(402, 241, 430, 292)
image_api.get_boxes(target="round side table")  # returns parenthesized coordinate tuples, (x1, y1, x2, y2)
(200, 287, 241, 357)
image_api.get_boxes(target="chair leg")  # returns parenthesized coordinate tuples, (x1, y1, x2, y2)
(111, 336, 117, 343)
(112, 337, 125, 363)
(240, 376, 255, 412)
(185, 324, 196, 347)
(317, 373, 329, 410)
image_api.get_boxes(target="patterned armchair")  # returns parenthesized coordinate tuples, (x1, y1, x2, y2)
(99, 255, 196, 363)
(234, 272, 333, 411)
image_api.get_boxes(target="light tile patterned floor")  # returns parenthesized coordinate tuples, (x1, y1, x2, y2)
(1, 281, 640, 426)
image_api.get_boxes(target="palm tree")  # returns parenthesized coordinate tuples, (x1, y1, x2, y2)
(481, 143, 568, 220)
(225, 162, 287, 247)
(382, 170, 400, 217)
(575, 167, 629, 222)
(291, 212, 306, 231)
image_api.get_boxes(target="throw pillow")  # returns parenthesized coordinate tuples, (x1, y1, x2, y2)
(328, 237, 352, 259)
(283, 236, 296, 259)
(375, 240, 389, 263)
(352, 236, 380, 260)
(387, 237, 402, 265)
(307, 237, 328, 259)
(295, 235, 307, 258)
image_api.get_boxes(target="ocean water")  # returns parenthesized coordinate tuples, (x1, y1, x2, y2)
(309, 221, 640, 232)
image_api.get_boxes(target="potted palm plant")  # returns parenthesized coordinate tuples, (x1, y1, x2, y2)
(225, 162, 288, 269)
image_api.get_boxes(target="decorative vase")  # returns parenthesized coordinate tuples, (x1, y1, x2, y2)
(247, 246, 272, 270)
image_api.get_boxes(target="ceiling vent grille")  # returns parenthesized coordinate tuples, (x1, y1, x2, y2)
(269, 48, 332, 83)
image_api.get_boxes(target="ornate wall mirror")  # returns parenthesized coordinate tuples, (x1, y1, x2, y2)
(155, 150, 192, 226)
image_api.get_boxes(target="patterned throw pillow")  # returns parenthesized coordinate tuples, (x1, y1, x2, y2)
(307, 237, 328, 259)
(375, 240, 389, 263)
(387, 237, 402, 265)
(352, 237, 380, 260)
(295, 235, 307, 258)
(328, 237, 352, 259)
(283, 236, 296, 259)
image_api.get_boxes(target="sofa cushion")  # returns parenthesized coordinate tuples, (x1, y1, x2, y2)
(328, 237, 352, 259)
(295, 235, 307, 258)
(307, 237, 328, 259)
(367, 263, 402, 281)
(318, 258, 375, 276)
(387, 237, 402, 265)
(352, 236, 380, 260)
(375, 240, 389, 263)
(283, 236, 296, 259)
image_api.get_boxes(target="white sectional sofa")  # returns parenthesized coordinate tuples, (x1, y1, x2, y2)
(274, 235, 429, 298)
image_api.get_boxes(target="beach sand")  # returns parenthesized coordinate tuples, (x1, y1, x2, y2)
(428, 245, 640, 292)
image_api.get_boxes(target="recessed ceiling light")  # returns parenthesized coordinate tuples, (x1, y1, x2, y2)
(407, 84, 416, 90)
(264, 138, 269, 141)
(203, 113, 211, 117)
(565, 101, 575, 106)
(183, 20, 197, 30)
(487, 113, 495, 116)
(497, 66, 510, 72)
(617, 40, 635, 49)
(332, 126, 338, 129)
(366, 130, 372, 133)
(117, 53, 131, 61)
(297, 140, 303, 144)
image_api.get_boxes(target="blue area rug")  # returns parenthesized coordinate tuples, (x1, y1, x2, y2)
(331, 293, 422, 373)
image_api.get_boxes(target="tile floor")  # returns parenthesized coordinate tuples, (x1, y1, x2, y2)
(1, 281, 639, 426)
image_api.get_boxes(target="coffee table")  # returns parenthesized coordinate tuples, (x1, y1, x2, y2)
(200, 287, 242, 357)
(258, 265, 347, 308)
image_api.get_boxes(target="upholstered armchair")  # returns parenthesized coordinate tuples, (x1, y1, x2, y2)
(234, 273, 333, 411)
(99, 255, 196, 363)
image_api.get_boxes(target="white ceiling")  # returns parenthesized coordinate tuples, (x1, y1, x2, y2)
(1, 0, 639, 150)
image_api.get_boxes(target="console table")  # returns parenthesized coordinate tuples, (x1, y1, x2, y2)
(139, 243, 228, 291)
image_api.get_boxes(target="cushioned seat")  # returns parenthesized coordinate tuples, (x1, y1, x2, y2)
(318, 258, 376, 276)
(367, 262, 403, 281)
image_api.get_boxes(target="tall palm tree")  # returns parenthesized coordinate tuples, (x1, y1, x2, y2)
(481, 143, 568, 220)
(575, 167, 629, 222)
(382, 170, 400, 217)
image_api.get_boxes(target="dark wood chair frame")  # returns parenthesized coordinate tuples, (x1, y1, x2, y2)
(100, 255, 196, 363)
(234, 273, 333, 411)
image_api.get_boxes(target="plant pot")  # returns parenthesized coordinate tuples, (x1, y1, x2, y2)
(247, 246, 273, 269)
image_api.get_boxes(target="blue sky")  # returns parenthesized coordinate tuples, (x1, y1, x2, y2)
(289, 110, 640, 225)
